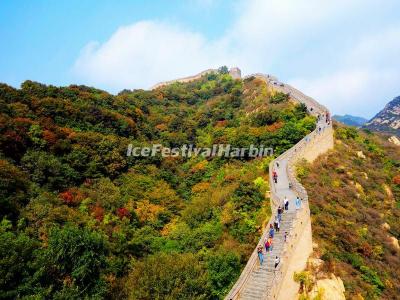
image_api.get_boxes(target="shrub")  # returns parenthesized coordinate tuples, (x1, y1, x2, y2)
(126, 252, 210, 299)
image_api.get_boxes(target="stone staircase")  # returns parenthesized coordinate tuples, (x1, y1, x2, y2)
(225, 73, 333, 300)
(239, 212, 296, 299)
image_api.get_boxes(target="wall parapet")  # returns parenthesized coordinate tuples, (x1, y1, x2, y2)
(225, 74, 333, 300)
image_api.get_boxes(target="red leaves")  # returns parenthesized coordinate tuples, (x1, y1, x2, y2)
(59, 188, 84, 206)
(393, 174, 400, 185)
(215, 120, 228, 127)
(92, 206, 105, 222)
(43, 130, 57, 145)
(116, 207, 130, 219)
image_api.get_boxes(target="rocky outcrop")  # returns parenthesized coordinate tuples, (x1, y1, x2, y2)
(388, 135, 400, 145)
(364, 96, 400, 136)
(309, 275, 346, 300)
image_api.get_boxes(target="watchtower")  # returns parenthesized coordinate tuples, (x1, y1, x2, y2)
(229, 67, 241, 79)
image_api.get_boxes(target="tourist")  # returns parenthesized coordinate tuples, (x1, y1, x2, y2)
(284, 197, 289, 211)
(326, 111, 330, 124)
(277, 206, 283, 222)
(284, 231, 288, 242)
(295, 196, 302, 210)
(267, 237, 273, 251)
(274, 256, 280, 269)
(273, 170, 278, 183)
(265, 238, 271, 252)
(269, 224, 275, 238)
(257, 245, 264, 265)
(274, 216, 279, 231)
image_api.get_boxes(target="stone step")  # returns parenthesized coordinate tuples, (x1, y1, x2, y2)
(240, 289, 265, 299)
(242, 285, 266, 295)
(248, 275, 274, 285)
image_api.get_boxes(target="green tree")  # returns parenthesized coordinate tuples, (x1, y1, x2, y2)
(0, 219, 39, 299)
(0, 160, 30, 220)
(206, 249, 241, 297)
(126, 252, 210, 300)
(38, 225, 108, 299)
(218, 66, 229, 74)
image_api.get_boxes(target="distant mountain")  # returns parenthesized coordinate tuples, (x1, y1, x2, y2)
(333, 114, 368, 127)
(364, 96, 400, 136)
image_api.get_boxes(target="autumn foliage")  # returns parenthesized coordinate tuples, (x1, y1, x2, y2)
(0, 71, 315, 299)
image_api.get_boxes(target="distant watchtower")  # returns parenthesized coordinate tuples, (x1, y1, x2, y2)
(229, 67, 241, 79)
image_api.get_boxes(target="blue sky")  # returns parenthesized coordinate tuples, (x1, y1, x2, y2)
(1, 0, 400, 118)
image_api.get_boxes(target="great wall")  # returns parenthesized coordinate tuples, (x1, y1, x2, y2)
(152, 68, 334, 300)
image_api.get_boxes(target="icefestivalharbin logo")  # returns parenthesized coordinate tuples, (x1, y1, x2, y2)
(126, 144, 273, 158)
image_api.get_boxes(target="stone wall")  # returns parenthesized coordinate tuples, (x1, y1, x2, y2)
(151, 69, 217, 89)
(151, 67, 242, 89)
(225, 73, 333, 300)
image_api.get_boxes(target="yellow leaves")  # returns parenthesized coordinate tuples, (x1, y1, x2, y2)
(355, 182, 364, 194)
(134, 107, 143, 117)
(372, 245, 384, 258)
(248, 126, 264, 137)
(161, 218, 178, 236)
(155, 123, 167, 131)
(125, 200, 135, 212)
(332, 180, 341, 188)
(210, 184, 237, 207)
(190, 160, 208, 173)
(135, 200, 165, 223)
(221, 202, 234, 225)
(253, 176, 267, 188)
(146, 181, 182, 210)
(191, 182, 211, 194)
(357, 226, 368, 239)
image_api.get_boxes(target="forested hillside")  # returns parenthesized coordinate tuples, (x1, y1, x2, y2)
(299, 124, 400, 299)
(0, 70, 315, 299)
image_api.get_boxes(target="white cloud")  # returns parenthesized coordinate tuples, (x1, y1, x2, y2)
(72, 0, 400, 117)
(73, 21, 231, 91)
(290, 26, 400, 118)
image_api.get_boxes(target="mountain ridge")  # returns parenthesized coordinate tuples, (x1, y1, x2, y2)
(333, 114, 368, 127)
(364, 96, 400, 136)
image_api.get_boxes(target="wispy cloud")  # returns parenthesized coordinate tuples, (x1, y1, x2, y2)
(72, 0, 400, 117)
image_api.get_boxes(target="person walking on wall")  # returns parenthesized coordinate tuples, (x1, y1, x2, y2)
(274, 215, 279, 231)
(273, 170, 278, 183)
(277, 206, 283, 222)
(257, 245, 264, 265)
(267, 237, 273, 251)
(284, 231, 288, 242)
(326, 111, 331, 125)
(274, 256, 280, 269)
(295, 196, 302, 210)
(269, 224, 275, 238)
(284, 196, 289, 211)
(265, 237, 271, 252)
